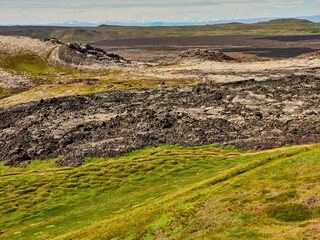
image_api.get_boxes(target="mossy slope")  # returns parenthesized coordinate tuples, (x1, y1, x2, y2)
(0, 144, 319, 239)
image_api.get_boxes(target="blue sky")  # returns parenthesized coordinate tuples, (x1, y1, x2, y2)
(0, 0, 319, 25)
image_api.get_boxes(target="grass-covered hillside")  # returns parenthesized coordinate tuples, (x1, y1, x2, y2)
(1, 144, 319, 239)
(0, 19, 319, 41)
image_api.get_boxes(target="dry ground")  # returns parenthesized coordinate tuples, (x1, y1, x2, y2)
(94, 35, 320, 62)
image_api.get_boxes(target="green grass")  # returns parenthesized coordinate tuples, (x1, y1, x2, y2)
(0, 53, 49, 74)
(0, 156, 64, 175)
(0, 144, 319, 239)
(266, 203, 313, 222)
(35, 32, 59, 40)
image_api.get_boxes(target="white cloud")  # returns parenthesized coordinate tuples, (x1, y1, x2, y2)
(0, 0, 318, 25)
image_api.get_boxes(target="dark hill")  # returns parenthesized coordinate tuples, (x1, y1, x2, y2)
(258, 18, 313, 24)
(177, 49, 238, 62)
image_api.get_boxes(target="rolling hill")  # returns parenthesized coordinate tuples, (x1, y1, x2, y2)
(258, 18, 313, 24)
(0, 19, 319, 42)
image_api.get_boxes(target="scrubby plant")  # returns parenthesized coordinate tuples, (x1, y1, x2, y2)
(266, 203, 312, 222)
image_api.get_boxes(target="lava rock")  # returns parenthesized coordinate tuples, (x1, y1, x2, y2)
(177, 49, 238, 62)
(0, 75, 319, 166)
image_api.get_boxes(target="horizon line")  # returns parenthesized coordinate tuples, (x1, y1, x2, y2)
(0, 15, 319, 27)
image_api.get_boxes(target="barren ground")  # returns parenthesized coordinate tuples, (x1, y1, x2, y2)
(0, 34, 319, 166)
(94, 35, 320, 62)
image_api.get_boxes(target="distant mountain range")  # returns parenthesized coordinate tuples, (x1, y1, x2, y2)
(0, 15, 319, 27)
(39, 15, 320, 27)
(0, 17, 319, 42)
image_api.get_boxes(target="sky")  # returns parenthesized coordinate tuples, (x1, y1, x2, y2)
(0, 0, 319, 25)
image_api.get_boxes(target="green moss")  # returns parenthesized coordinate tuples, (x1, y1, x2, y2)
(266, 190, 299, 202)
(229, 228, 261, 239)
(141, 234, 156, 240)
(35, 32, 59, 39)
(266, 203, 312, 222)
(0, 144, 319, 240)
(223, 145, 236, 150)
(1, 53, 49, 74)
(173, 225, 183, 233)
(148, 213, 176, 231)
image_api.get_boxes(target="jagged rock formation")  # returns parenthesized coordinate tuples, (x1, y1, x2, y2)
(0, 75, 319, 166)
(57, 42, 128, 66)
(43, 37, 62, 45)
(177, 49, 237, 62)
